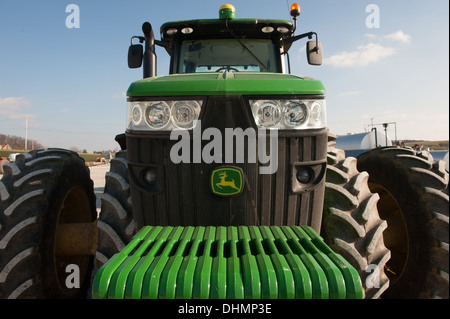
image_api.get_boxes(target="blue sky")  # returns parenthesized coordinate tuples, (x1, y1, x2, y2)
(0, 0, 448, 151)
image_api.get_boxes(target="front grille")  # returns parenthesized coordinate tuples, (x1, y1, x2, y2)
(126, 96, 328, 231)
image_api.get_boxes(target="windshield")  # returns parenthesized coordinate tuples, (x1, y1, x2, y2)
(176, 39, 278, 73)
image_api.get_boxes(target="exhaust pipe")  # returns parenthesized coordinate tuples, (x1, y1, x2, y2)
(142, 22, 156, 78)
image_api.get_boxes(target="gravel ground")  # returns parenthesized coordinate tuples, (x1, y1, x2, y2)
(88, 163, 110, 214)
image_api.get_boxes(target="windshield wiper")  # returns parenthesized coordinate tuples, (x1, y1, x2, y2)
(224, 20, 268, 72)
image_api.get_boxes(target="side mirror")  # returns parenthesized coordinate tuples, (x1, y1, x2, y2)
(306, 41, 322, 66)
(128, 44, 143, 68)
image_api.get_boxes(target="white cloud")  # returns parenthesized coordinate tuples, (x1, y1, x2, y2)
(385, 30, 411, 44)
(0, 97, 37, 120)
(364, 30, 411, 44)
(324, 43, 395, 68)
(365, 33, 377, 39)
(328, 30, 411, 68)
(0, 96, 29, 111)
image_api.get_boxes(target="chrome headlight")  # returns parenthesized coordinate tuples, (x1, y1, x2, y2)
(250, 99, 326, 129)
(171, 100, 201, 129)
(127, 100, 203, 130)
(144, 101, 170, 129)
(252, 100, 281, 128)
(283, 101, 308, 127)
(130, 103, 143, 126)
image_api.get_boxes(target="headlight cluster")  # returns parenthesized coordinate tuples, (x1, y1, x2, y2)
(127, 100, 202, 130)
(250, 99, 326, 129)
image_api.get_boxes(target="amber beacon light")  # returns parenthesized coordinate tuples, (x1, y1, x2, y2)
(290, 3, 301, 17)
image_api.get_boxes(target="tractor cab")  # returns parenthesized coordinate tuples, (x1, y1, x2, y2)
(128, 4, 322, 78)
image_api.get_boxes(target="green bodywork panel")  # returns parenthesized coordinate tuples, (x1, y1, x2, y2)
(127, 72, 326, 97)
(92, 225, 363, 299)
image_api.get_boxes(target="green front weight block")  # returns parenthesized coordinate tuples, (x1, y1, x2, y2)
(92, 226, 363, 299)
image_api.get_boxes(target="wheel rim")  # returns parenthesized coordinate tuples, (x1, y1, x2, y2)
(369, 182, 409, 287)
(54, 185, 94, 297)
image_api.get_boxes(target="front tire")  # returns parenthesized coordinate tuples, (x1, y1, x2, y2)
(96, 150, 135, 266)
(322, 147, 391, 299)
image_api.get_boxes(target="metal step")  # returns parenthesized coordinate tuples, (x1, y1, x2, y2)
(92, 226, 363, 299)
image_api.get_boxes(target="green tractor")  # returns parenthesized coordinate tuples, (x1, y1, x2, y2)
(0, 4, 447, 299)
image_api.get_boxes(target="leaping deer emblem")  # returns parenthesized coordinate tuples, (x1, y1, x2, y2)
(216, 171, 240, 191)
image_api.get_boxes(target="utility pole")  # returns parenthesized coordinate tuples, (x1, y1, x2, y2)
(25, 118, 28, 151)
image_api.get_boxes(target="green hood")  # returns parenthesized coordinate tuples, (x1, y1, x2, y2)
(127, 72, 326, 97)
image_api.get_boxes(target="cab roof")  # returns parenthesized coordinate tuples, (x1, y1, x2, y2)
(160, 18, 294, 41)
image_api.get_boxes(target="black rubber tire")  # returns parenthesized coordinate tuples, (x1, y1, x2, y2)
(357, 147, 449, 299)
(322, 146, 391, 299)
(0, 149, 97, 298)
(96, 150, 135, 266)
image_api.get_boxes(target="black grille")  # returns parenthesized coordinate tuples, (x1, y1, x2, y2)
(126, 96, 328, 232)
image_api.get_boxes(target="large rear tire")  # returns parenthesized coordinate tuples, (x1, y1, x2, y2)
(0, 149, 97, 298)
(357, 147, 449, 299)
(322, 147, 391, 299)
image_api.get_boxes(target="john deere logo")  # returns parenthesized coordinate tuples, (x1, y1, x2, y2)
(211, 167, 244, 196)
